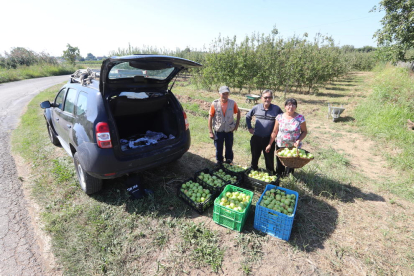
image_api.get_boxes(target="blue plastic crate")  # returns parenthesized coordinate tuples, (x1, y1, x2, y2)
(254, 184, 299, 241)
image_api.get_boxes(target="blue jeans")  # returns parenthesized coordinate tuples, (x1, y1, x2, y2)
(214, 131, 234, 163)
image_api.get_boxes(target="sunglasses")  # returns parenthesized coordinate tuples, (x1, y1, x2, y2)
(263, 96, 273, 99)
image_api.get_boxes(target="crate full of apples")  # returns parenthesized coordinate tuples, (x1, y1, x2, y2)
(213, 185, 254, 232)
(177, 178, 216, 214)
(254, 184, 299, 241)
(244, 169, 278, 192)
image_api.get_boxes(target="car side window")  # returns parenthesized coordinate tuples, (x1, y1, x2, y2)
(64, 88, 77, 114)
(76, 92, 88, 116)
(54, 88, 66, 110)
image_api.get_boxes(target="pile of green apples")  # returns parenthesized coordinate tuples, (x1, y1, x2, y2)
(213, 169, 238, 185)
(180, 180, 212, 203)
(198, 172, 226, 188)
(278, 148, 314, 159)
(218, 191, 251, 212)
(259, 188, 296, 216)
(222, 163, 247, 172)
(247, 170, 277, 183)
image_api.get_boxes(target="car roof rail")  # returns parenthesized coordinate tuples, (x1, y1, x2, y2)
(70, 68, 100, 86)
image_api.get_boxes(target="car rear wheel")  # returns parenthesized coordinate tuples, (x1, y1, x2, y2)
(74, 152, 102, 194)
(47, 123, 61, 146)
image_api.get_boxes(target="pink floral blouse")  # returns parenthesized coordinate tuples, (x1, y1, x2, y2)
(276, 113, 305, 148)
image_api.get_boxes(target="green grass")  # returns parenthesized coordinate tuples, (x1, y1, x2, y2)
(10, 67, 414, 275)
(354, 65, 414, 200)
(0, 62, 100, 83)
(0, 64, 79, 83)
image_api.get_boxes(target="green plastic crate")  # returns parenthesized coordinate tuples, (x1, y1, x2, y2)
(213, 185, 254, 232)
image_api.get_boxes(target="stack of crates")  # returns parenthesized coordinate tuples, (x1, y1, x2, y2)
(213, 185, 254, 232)
(254, 184, 299, 241)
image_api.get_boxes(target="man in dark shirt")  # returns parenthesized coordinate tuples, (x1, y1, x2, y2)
(246, 89, 283, 174)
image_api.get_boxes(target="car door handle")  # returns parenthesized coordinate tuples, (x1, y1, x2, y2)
(67, 124, 72, 129)
(55, 118, 59, 121)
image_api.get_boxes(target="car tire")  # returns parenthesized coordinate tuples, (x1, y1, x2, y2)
(47, 123, 61, 146)
(73, 152, 102, 194)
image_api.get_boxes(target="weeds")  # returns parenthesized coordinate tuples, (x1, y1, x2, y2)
(180, 222, 224, 272)
(10, 67, 414, 275)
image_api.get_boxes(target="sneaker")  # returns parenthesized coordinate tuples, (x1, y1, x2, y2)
(225, 159, 233, 165)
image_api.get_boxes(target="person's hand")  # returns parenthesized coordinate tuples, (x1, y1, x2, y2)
(234, 124, 239, 132)
(209, 132, 215, 139)
(294, 140, 300, 148)
(248, 128, 254, 134)
(265, 145, 271, 153)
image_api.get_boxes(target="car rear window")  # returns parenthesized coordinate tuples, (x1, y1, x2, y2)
(108, 62, 174, 80)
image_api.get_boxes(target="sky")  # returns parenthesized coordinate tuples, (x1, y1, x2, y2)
(1, 0, 385, 58)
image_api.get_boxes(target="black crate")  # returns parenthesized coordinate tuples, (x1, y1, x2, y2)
(244, 168, 279, 193)
(176, 177, 216, 214)
(194, 168, 229, 194)
(211, 167, 243, 187)
(221, 163, 248, 181)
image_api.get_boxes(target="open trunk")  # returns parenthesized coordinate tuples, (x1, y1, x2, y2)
(108, 91, 182, 152)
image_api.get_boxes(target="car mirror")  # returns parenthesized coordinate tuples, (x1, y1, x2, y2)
(40, 101, 51, 109)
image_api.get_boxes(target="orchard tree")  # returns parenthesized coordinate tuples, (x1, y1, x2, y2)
(372, 0, 414, 62)
(62, 44, 80, 65)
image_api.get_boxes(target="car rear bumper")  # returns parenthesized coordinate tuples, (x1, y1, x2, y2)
(76, 134, 190, 179)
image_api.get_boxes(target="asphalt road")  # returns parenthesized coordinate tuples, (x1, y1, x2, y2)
(0, 75, 69, 276)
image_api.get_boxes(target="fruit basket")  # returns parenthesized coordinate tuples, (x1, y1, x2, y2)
(194, 168, 230, 194)
(276, 147, 314, 169)
(211, 167, 243, 187)
(213, 185, 254, 232)
(254, 184, 299, 241)
(177, 177, 216, 214)
(244, 168, 279, 192)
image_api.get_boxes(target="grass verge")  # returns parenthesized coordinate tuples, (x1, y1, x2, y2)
(11, 68, 414, 275)
(0, 63, 96, 83)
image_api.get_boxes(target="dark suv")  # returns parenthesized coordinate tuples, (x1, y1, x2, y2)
(40, 55, 201, 194)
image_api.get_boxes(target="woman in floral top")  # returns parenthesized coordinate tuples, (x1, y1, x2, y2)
(265, 98, 307, 176)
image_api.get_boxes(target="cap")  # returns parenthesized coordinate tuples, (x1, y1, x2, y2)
(219, 86, 230, 94)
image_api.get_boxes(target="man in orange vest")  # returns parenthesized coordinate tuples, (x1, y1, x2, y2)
(208, 86, 241, 165)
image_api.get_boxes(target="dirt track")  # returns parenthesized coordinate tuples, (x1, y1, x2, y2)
(0, 76, 68, 276)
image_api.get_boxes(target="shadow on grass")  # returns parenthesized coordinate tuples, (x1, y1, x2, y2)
(91, 151, 385, 254)
(324, 86, 348, 91)
(317, 92, 349, 98)
(331, 116, 355, 123)
(243, 169, 385, 253)
(238, 194, 337, 253)
(295, 170, 385, 203)
(92, 152, 220, 218)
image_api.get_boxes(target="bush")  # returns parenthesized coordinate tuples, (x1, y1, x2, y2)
(0, 47, 58, 69)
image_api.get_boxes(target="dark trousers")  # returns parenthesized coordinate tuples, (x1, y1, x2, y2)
(276, 145, 294, 176)
(214, 131, 234, 163)
(250, 135, 275, 174)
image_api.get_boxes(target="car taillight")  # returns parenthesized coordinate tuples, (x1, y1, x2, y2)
(183, 111, 189, 130)
(96, 122, 112, 148)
